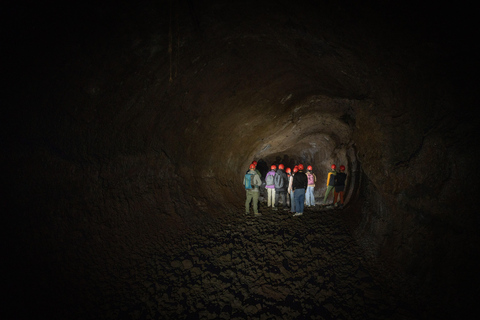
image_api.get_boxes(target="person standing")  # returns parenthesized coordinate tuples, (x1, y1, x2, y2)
(288, 166, 298, 213)
(285, 167, 292, 208)
(265, 165, 277, 208)
(322, 164, 337, 206)
(244, 163, 262, 216)
(246, 160, 262, 207)
(334, 165, 347, 209)
(305, 165, 317, 207)
(273, 164, 288, 211)
(292, 164, 308, 216)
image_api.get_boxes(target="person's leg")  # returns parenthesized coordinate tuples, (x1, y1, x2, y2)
(294, 189, 302, 213)
(305, 187, 310, 206)
(274, 190, 279, 210)
(266, 188, 269, 206)
(323, 186, 334, 204)
(272, 189, 276, 207)
(245, 191, 252, 214)
(294, 189, 300, 212)
(253, 191, 259, 214)
(267, 188, 272, 207)
(305, 187, 309, 206)
(277, 192, 283, 209)
(333, 190, 338, 205)
(290, 191, 295, 212)
(309, 186, 315, 206)
(298, 190, 305, 213)
(328, 186, 335, 204)
(323, 188, 329, 204)
(340, 191, 344, 204)
(281, 192, 287, 209)
(311, 187, 316, 206)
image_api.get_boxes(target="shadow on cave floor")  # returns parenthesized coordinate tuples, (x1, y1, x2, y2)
(95, 203, 420, 320)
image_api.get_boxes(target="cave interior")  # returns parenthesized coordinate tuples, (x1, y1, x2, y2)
(5, 0, 479, 319)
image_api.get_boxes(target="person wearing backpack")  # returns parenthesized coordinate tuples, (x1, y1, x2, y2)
(288, 166, 298, 213)
(273, 164, 288, 211)
(246, 160, 263, 208)
(322, 164, 337, 206)
(305, 165, 317, 207)
(265, 165, 277, 208)
(292, 164, 308, 216)
(244, 163, 262, 216)
(333, 165, 347, 209)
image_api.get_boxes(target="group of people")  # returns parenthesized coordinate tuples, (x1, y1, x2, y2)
(243, 161, 347, 217)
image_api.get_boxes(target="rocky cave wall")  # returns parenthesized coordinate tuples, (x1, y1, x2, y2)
(6, 0, 479, 317)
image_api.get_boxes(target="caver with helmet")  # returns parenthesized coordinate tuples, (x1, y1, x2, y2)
(288, 167, 298, 213)
(305, 165, 317, 207)
(273, 164, 288, 211)
(322, 164, 337, 206)
(265, 164, 277, 208)
(292, 164, 308, 216)
(285, 167, 292, 208)
(244, 162, 262, 216)
(333, 165, 347, 209)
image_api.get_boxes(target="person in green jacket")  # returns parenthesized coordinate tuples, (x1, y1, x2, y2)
(244, 163, 262, 216)
(322, 164, 337, 206)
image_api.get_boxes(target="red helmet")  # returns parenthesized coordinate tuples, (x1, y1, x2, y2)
(331, 164, 337, 170)
(249, 164, 256, 170)
(252, 161, 257, 166)
(293, 167, 298, 173)
(307, 165, 313, 171)
(271, 165, 277, 170)
(286, 168, 291, 173)
(298, 164, 304, 170)
(340, 165, 345, 171)
(278, 164, 284, 170)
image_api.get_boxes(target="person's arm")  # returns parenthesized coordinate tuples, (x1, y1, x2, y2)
(326, 172, 332, 186)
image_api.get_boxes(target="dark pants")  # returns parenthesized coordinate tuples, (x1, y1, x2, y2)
(294, 189, 305, 213)
(334, 190, 344, 204)
(275, 190, 287, 207)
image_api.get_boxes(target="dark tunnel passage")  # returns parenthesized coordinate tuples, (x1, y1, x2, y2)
(4, 0, 479, 319)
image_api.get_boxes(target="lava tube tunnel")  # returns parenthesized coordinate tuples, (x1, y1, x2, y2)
(5, 1, 479, 319)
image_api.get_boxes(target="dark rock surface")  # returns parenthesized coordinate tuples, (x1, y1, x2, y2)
(29, 205, 421, 319)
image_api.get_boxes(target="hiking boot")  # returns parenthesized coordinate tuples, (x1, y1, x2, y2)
(254, 213, 262, 217)
(272, 207, 278, 211)
(293, 212, 303, 216)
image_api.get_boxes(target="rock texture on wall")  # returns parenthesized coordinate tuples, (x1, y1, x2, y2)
(5, 0, 478, 318)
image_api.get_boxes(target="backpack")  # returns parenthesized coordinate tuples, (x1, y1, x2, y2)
(307, 173, 315, 185)
(274, 172, 285, 189)
(245, 173, 255, 190)
(265, 172, 274, 186)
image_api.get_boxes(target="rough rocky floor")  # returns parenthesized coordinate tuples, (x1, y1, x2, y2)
(91, 201, 418, 320)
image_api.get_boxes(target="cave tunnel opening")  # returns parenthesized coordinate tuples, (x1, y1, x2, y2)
(5, 0, 479, 319)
